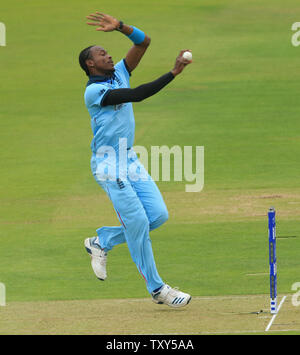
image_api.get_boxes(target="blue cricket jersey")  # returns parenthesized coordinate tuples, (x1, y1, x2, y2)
(84, 59, 135, 154)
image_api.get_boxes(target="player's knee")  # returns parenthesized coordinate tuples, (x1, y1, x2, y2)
(159, 208, 169, 225)
(150, 208, 169, 231)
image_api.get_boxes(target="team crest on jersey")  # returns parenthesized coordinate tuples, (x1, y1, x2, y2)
(116, 178, 125, 189)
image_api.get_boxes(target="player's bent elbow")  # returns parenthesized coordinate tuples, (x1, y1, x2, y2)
(143, 35, 151, 47)
(146, 36, 151, 46)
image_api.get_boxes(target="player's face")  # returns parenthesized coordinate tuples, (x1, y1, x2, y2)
(88, 46, 115, 75)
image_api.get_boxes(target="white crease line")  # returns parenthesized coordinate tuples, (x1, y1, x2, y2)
(114, 294, 273, 303)
(199, 328, 300, 335)
(265, 296, 287, 332)
(190, 295, 269, 301)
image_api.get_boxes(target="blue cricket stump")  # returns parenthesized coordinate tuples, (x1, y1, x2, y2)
(268, 207, 277, 314)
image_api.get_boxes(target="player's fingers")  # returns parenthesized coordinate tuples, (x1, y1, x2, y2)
(179, 49, 189, 55)
(177, 54, 189, 62)
(177, 58, 190, 68)
(96, 12, 105, 17)
(86, 22, 100, 26)
(179, 49, 191, 57)
(86, 16, 100, 22)
(87, 14, 102, 21)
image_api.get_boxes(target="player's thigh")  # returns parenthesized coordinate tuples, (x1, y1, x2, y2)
(129, 159, 168, 227)
(104, 179, 149, 230)
(91, 155, 149, 229)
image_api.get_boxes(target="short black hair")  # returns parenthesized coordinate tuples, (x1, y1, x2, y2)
(79, 45, 95, 76)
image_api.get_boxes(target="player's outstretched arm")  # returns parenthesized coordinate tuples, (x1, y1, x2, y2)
(101, 50, 192, 106)
(86, 12, 150, 72)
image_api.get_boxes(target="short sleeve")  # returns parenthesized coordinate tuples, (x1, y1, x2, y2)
(114, 59, 131, 88)
(84, 83, 111, 108)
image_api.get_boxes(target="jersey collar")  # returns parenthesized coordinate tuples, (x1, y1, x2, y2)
(86, 74, 116, 87)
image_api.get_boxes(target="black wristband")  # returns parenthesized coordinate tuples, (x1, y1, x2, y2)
(117, 21, 124, 31)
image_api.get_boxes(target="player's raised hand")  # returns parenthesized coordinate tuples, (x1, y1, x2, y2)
(171, 50, 192, 77)
(86, 12, 119, 32)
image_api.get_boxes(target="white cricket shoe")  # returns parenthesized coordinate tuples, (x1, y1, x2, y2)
(84, 237, 107, 281)
(151, 284, 192, 308)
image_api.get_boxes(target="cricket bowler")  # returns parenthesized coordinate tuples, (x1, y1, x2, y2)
(79, 11, 192, 307)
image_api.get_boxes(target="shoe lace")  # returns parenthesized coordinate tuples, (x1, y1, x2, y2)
(99, 251, 107, 261)
(170, 286, 179, 292)
(169, 286, 183, 297)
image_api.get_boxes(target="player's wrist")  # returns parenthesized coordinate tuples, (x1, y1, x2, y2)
(171, 69, 179, 77)
(116, 20, 124, 31)
(115, 21, 132, 36)
(117, 23, 145, 44)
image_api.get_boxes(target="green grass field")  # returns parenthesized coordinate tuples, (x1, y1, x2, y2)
(1, 0, 300, 335)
